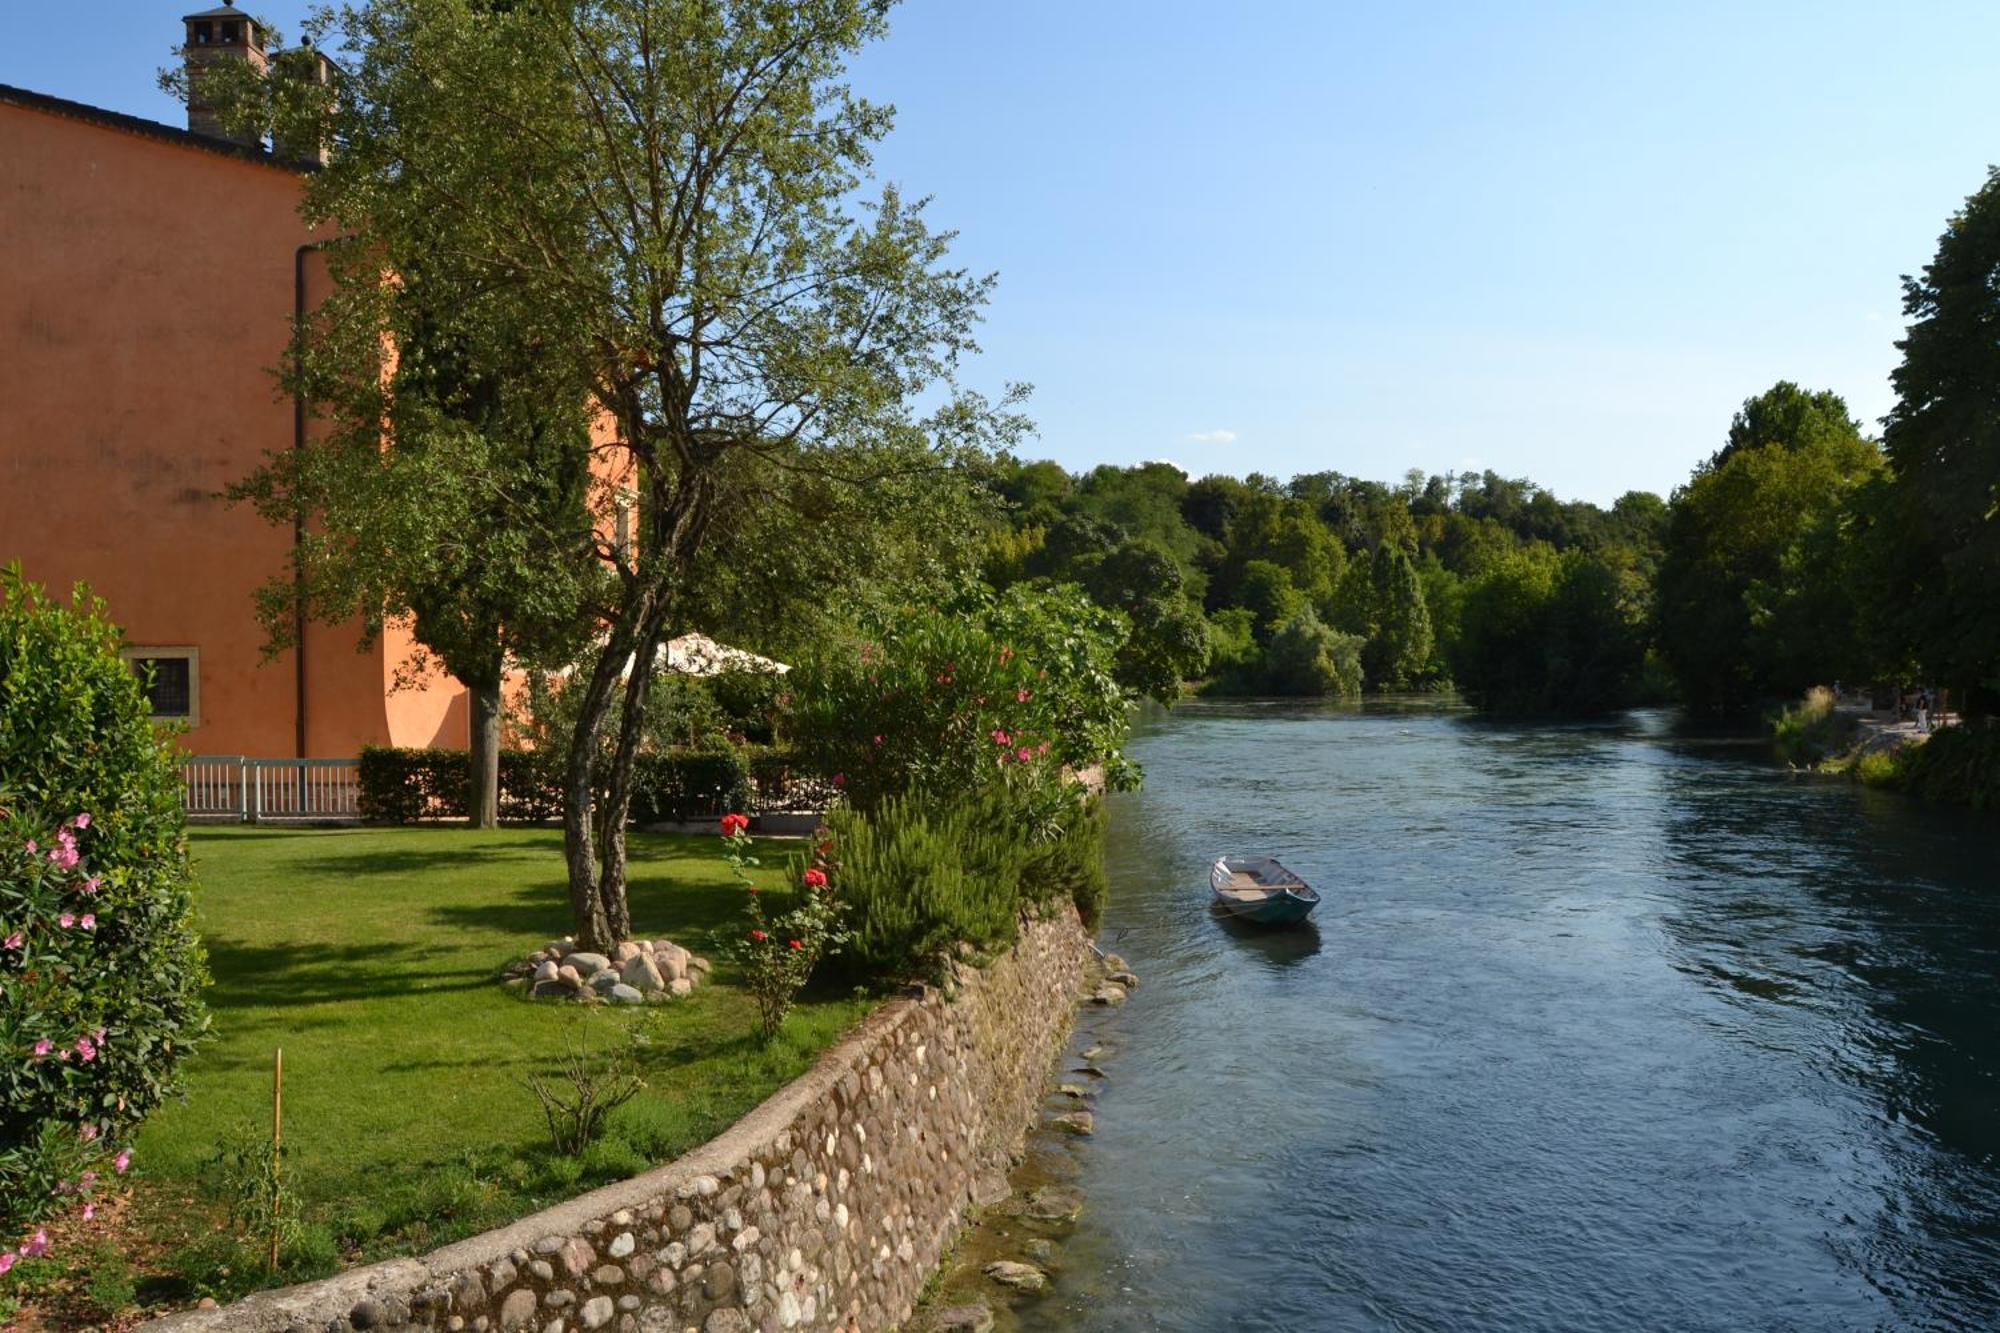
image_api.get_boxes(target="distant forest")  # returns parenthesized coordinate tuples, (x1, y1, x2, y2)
(979, 165, 2000, 721)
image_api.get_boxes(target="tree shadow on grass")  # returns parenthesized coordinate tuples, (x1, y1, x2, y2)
(202, 939, 478, 1009)
(423, 872, 751, 947)
(288, 843, 548, 878)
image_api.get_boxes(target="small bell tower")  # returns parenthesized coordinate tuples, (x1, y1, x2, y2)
(182, 5, 268, 146)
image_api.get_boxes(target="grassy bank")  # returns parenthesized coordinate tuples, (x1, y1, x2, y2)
(18, 826, 871, 1326)
(1846, 724, 2000, 811)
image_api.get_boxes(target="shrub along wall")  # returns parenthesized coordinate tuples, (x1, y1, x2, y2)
(357, 747, 822, 825)
(144, 908, 1091, 1333)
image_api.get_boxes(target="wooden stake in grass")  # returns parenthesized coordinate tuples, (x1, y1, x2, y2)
(270, 1046, 283, 1275)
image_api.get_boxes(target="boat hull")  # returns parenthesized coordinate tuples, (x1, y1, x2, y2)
(1210, 887, 1319, 926)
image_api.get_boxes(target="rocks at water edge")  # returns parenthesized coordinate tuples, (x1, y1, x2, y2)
(932, 1304, 996, 1333)
(1017, 1185, 1084, 1223)
(502, 937, 711, 1004)
(983, 1261, 1049, 1293)
(1051, 1110, 1095, 1136)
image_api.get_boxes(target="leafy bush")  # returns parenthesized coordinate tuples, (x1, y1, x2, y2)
(0, 569, 209, 1260)
(825, 779, 1104, 985)
(789, 583, 1136, 808)
(1893, 725, 2000, 810)
(823, 793, 1026, 986)
(1770, 686, 1857, 766)
(1263, 608, 1365, 696)
(1022, 794, 1109, 927)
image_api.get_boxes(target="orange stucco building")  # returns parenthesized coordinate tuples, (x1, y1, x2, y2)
(0, 9, 468, 758)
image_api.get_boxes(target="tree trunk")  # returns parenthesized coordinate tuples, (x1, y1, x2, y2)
(467, 676, 503, 830)
(596, 611, 669, 943)
(561, 637, 631, 952)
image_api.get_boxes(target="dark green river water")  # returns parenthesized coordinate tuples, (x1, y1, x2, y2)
(1018, 699, 2000, 1332)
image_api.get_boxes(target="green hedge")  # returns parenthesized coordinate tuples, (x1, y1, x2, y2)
(357, 746, 784, 824)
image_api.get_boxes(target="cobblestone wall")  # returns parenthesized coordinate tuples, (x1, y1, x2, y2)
(146, 909, 1090, 1333)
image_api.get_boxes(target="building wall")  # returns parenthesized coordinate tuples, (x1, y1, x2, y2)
(145, 909, 1093, 1333)
(0, 98, 467, 756)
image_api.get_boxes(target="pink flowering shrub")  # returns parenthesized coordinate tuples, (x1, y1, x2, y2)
(0, 569, 209, 1272)
(788, 584, 1137, 808)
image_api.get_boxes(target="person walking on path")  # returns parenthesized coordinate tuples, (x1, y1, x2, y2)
(1917, 689, 1932, 733)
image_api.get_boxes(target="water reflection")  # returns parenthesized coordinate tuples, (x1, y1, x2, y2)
(1210, 912, 1324, 967)
(1008, 698, 2000, 1333)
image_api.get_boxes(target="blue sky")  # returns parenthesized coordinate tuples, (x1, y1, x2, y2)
(11, 2, 1997, 503)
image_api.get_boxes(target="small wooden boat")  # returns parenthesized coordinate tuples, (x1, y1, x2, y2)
(1209, 855, 1320, 927)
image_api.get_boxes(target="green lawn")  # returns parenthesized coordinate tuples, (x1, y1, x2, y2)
(127, 825, 872, 1303)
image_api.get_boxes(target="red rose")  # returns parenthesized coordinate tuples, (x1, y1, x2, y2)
(788, 939, 803, 950)
(720, 812, 750, 837)
(750, 929, 767, 942)
(802, 867, 828, 889)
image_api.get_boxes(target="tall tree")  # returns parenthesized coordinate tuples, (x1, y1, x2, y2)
(1882, 167, 2000, 714)
(250, 0, 1022, 948)
(224, 251, 602, 827)
(1656, 383, 1880, 711)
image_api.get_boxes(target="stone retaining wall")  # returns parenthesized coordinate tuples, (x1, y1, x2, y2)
(146, 910, 1090, 1333)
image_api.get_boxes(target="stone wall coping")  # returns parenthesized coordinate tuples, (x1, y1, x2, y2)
(144, 990, 929, 1332)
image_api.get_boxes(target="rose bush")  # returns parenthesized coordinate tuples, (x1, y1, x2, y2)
(0, 569, 209, 1273)
(717, 816, 846, 1041)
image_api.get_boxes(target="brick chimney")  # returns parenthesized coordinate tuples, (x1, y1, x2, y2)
(272, 42, 336, 167)
(182, 5, 267, 146)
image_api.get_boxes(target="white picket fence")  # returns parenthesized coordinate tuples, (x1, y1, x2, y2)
(181, 756, 363, 823)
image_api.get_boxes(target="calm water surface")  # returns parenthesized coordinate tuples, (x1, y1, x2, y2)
(1024, 699, 2000, 1332)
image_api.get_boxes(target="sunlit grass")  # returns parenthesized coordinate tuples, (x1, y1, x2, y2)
(124, 825, 872, 1303)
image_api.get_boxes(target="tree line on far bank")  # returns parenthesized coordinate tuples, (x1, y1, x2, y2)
(982, 169, 2000, 725)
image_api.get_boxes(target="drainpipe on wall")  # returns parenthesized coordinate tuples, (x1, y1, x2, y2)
(292, 240, 330, 759)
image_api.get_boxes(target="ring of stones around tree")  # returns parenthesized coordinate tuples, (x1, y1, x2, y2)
(504, 937, 713, 1005)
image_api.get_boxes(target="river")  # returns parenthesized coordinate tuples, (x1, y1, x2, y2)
(1011, 698, 2000, 1332)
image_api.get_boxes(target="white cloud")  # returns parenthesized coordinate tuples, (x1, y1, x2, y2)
(1181, 429, 1238, 445)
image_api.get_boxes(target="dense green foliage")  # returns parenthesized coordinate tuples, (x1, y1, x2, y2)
(789, 584, 1137, 802)
(1890, 727, 2000, 810)
(0, 572, 209, 1246)
(1656, 384, 1882, 712)
(981, 458, 1666, 714)
(824, 782, 1106, 986)
(1882, 167, 2000, 716)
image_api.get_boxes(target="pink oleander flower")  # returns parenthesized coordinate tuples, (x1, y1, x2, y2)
(1038, 741, 1051, 756)
(802, 868, 828, 889)
(81, 876, 101, 895)
(3, 931, 21, 950)
(81, 1202, 96, 1221)
(79, 914, 95, 930)
(114, 1150, 132, 1174)
(58, 912, 74, 928)
(1017, 688, 1031, 702)
(991, 729, 1011, 745)
(22, 1230, 48, 1258)
(76, 1038, 97, 1063)
(872, 735, 883, 746)
(94, 1027, 106, 1043)
(24, 839, 36, 854)
(0, 1251, 13, 1275)
(1017, 747, 1033, 762)
(79, 1170, 96, 1188)
(79, 1124, 99, 1144)
(32, 1039, 51, 1058)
